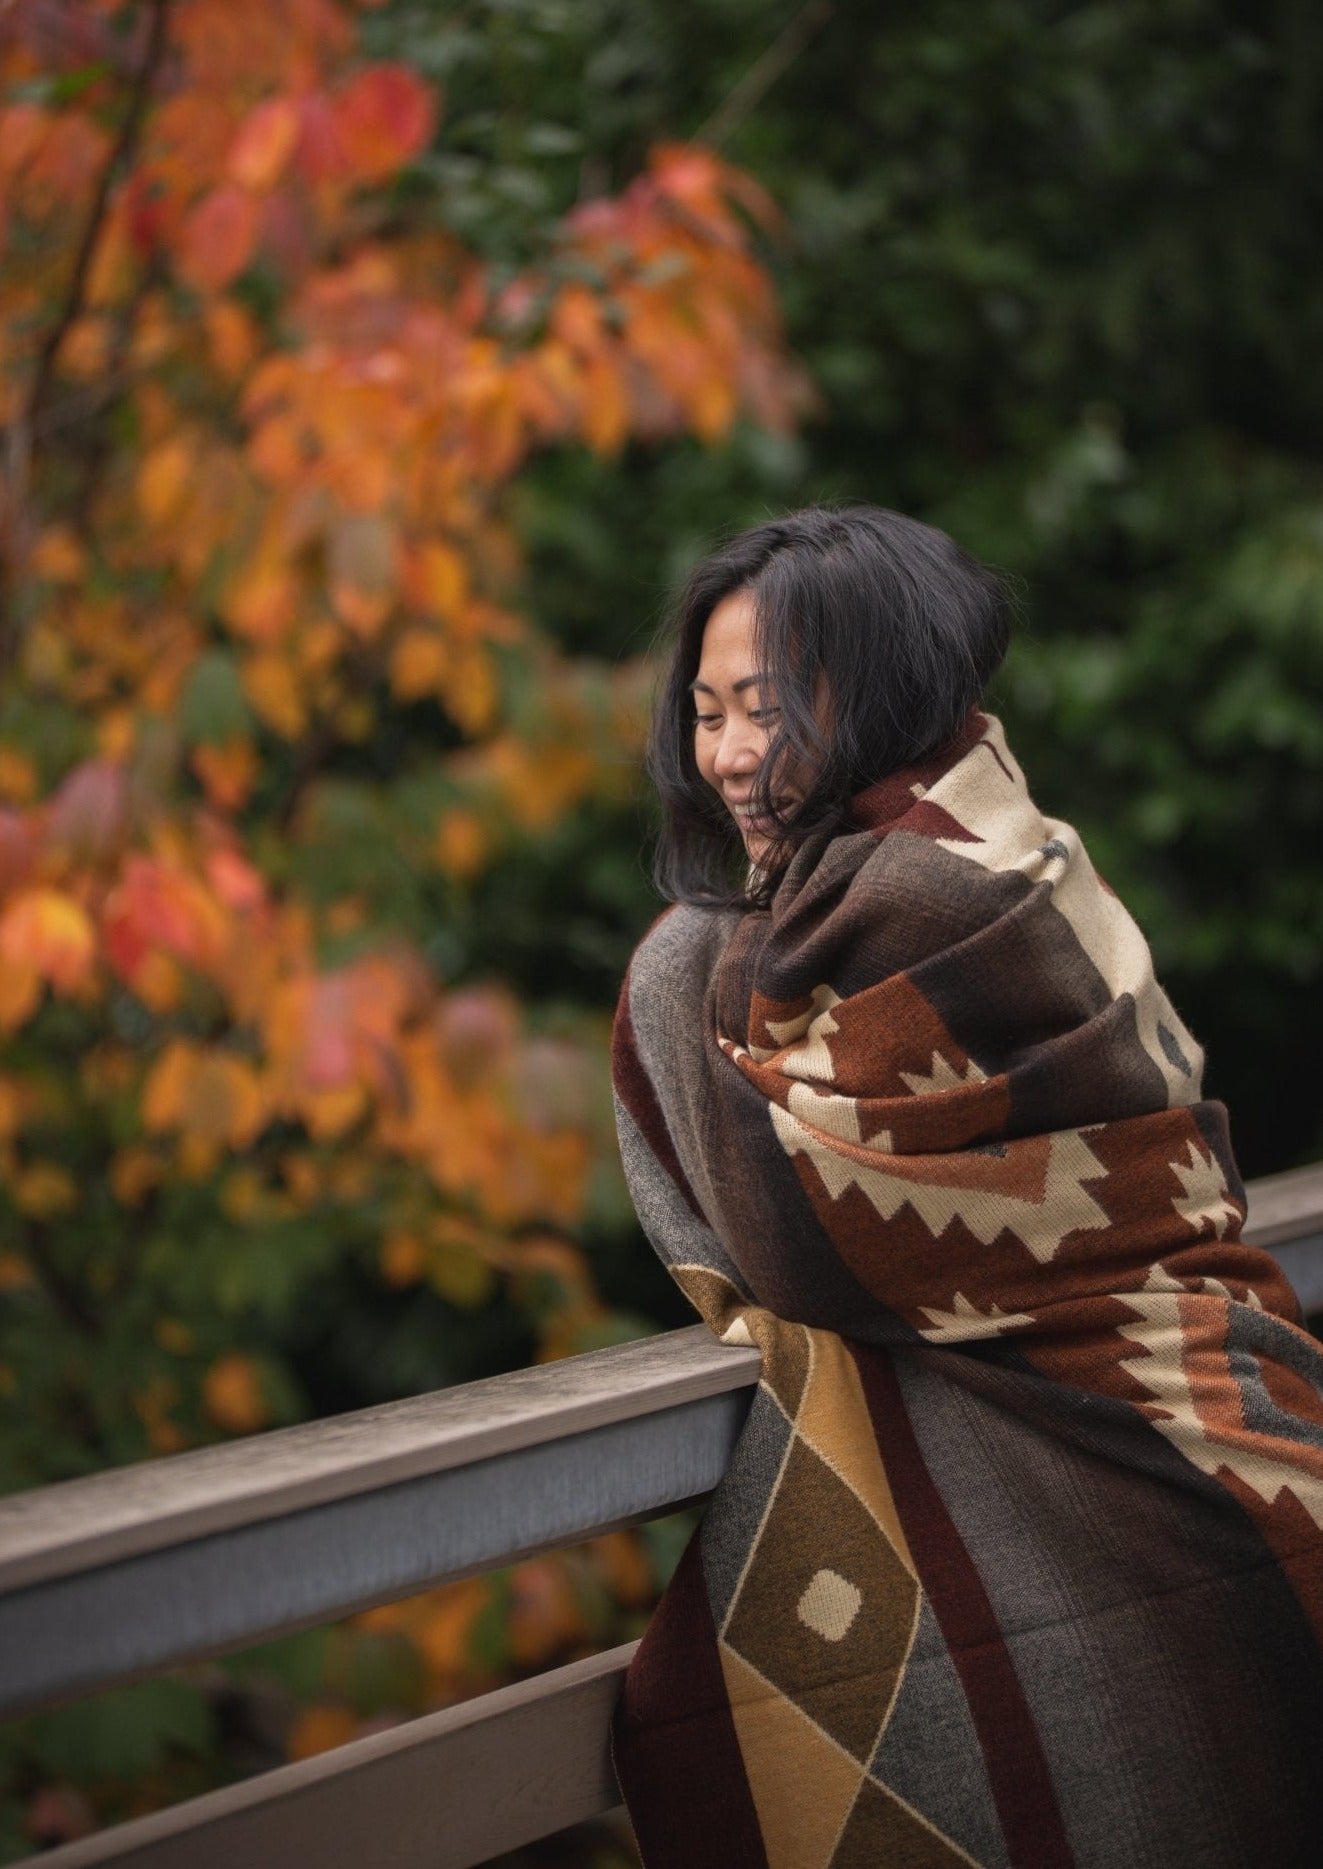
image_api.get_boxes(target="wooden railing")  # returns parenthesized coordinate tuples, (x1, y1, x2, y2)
(2, 1161, 1321, 1868)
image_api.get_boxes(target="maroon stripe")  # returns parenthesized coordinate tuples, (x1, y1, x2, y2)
(612, 974, 705, 1219)
(614, 1535, 768, 1867)
(852, 1343, 1076, 1869)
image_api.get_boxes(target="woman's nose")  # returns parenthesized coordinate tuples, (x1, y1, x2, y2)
(713, 718, 762, 779)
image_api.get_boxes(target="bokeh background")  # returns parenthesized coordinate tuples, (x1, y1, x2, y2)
(2, 0, 1321, 1860)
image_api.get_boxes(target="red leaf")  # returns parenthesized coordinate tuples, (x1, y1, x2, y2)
(333, 65, 436, 186)
(177, 184, 259, 293)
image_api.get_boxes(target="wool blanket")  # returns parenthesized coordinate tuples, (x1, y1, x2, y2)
(610, 710, 1323, 1869)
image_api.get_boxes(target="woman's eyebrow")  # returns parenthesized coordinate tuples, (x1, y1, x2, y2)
(689, 674, 769, 695)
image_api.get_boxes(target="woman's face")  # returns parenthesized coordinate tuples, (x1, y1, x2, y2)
(691, 586, 810, 864)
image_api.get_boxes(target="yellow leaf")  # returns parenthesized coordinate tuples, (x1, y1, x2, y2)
(426, 1233, 497, 1308)
(441, 646, 499, 736)
(415, 541, 469, 620)
(301, 1082, 367, 1140)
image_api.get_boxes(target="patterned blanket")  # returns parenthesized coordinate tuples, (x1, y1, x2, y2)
(610, 710, 1323, 1868)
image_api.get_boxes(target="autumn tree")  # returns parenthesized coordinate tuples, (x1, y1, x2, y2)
(0, 0, 807, 1846)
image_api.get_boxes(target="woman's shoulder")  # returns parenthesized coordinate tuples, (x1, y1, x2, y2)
(626, 900, 743, 999)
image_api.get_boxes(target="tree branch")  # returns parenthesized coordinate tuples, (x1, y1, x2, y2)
(693, 0, 834, 150)
(23, 0, 171, 437)
(1, 0, 171, 671)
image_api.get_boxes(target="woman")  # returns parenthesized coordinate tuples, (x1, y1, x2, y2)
(610, 505, 1323, 1868)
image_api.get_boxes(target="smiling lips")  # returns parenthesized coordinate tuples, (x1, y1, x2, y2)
(726, 796, 792, 837)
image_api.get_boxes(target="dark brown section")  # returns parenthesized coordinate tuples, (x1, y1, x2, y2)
(614, 1534, 768, 1868)
(853, 1344, 1076, 1869)
(832, 1774, 972, 1868)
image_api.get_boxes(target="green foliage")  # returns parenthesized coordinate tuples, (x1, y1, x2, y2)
(370, 0, 1323, 1171)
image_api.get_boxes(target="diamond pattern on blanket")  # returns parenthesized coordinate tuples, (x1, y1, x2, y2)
(718, 1641, 866, 1869)
(832, 1774, 976, 1867)
(723, 1435, 919, 1763)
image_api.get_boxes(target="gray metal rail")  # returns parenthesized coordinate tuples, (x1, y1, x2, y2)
(2, 1160, 1320, 1869)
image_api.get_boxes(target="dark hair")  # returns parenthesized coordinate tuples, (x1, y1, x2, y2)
(648, 503, 1012, 905)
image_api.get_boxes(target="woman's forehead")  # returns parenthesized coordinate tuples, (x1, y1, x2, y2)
(695, 588, 761, 686)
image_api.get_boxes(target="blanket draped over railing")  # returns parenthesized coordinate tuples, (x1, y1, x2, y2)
(610, 711, 1323, 1869)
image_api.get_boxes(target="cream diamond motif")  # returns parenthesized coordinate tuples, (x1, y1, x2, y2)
(797, 1567, 862, 1642)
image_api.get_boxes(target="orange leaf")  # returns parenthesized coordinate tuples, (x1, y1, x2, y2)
(441, 646, 499, 736)
(301, 1082, 368, 1140)
(433, 808, 487, 880)
(140, 1039, 197, 1132)
(388, 627, 449, 702)
(221, 563, 300, 643)
(0, 747, 37, 804)
(412, 1578, 489, 1679)
(333, 65, 436, 186)
(328, 513, 399, 637)
(136, 438, 193, 526)
(242, 652, 307, 736)
(381, 1229, 426, 1287)
(287, 1705, 358, 1762)
(31, 525, 86, 584)
(143, 1041, 266, 1149)
(0, 960, 40, 1034)
(204, 1354, 269, 1435)
(191, 740, 259, 811)
(0, 887, 96, 991)
(12, 1161, 79, 1219)
(581, 356, 630, 456)
(178, 185, 259, 293)
(228, 96, 300, 192)
(205, 847, 267, 913)
(204, 301, 259, 379)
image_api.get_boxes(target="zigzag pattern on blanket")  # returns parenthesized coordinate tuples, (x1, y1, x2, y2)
(610, 712, 1323, 1868)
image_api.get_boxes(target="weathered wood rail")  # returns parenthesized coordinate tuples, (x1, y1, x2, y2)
(2, 1160, 1321, 1868)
